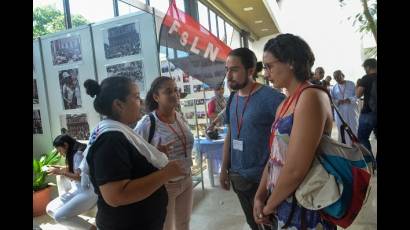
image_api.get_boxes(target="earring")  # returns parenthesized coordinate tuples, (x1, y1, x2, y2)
(290, 65, 294, 70)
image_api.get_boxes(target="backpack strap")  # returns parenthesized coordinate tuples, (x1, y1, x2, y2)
(148, 112, 156, 144)
(294, 84, 359, 144)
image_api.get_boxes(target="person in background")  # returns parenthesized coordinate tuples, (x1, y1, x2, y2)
(323, 75, 332, 92)
(356, 58, 377, 158)
(207, 85, 226, 127)
(46, 134, 98, 230)
(309, 67, 325, 85)
(330, 70, 359, 146)
(83, 77, 186, 230)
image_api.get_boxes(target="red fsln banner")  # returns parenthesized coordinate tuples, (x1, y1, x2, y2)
(159, 0, 232, 89)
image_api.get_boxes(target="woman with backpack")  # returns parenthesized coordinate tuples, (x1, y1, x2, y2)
(253, 34, 336, 229)
(134, 76, 194, 230)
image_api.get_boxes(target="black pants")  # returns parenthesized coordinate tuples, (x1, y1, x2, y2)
(230, 172, 277, 230)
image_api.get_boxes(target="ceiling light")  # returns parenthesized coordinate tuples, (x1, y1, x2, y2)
(261, 28, 269, 31)
(255, 20, 263, 24)
(243, 7, 254, 11)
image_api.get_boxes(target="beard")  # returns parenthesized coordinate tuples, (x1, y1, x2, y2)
(228, 76, 249, 90)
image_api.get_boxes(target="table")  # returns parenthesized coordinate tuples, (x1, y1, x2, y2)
(194, 134, 225, 187)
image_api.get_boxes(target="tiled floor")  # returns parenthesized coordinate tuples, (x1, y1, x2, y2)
(34, 123, 377, 230)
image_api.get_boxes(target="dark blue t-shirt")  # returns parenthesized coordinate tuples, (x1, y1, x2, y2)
(226, 85, 285, 182)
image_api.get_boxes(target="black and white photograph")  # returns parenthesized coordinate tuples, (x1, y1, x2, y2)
(60, 113, 90, 140)
(196, 111, 206, 119)
(106, 60, 145, 91)
(183, 85, 191, 94)
(195, 99, 205, 105)
(33, 79, 39, 104)
(184, 112, 195, 119)
(33, 110, 43, 134)
(51, 35, 82, 65)
(181, 99, 194, 107)
(58, 68, 82, 110)
(193, 84, 203, 92)
(103, 22, 141, 59)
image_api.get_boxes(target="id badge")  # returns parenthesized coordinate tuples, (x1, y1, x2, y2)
(232, 139, 243, 151)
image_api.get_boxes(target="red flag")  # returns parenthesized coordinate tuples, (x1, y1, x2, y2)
(159, 0, 231, 89)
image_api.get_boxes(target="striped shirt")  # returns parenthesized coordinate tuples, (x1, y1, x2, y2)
(134, 111, 194, 172)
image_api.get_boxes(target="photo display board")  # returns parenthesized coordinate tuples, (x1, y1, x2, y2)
(92, 11, 160, 98)
(33, 39, 53, 157)
(40, 25, 101, 141)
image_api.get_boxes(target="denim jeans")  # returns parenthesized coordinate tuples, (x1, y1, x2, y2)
(358, 112, 377, 154)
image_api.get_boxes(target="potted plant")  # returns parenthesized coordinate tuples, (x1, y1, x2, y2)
(33, 149, 61, 217)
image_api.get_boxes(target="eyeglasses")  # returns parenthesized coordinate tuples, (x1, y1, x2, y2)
(263, 60, 281, 73)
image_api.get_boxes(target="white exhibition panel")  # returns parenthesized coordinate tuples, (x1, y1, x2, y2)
(40, 25, 101, 141)
(33, 39, 53, 157)
(92, 11, 160, 98)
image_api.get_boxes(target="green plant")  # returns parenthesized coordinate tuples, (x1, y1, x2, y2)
(33, 149, 62, 191)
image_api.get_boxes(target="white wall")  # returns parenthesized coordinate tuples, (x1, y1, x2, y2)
(33, 39, 53, 157)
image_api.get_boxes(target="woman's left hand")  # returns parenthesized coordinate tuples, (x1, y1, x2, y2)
(47, 167, 62, 175)
(262, 205, 276, 217)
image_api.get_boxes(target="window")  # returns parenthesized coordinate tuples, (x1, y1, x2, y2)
(230, 28, 241, 49)
(175, 0, 185, 12)
(209, 9, 217, 37)
(33, 0, 64, 11)
(176, 50, 189, 58)
(167, 47, 175, 59)
(118, 0, 142, 16)
(33, 0, 66, 36)
(198, 1, 209, 30)
(69, 0, 114, 26)
(225, 22, 233, 46)
(217, 16, 226, 43)
(149, 0, 170, 14)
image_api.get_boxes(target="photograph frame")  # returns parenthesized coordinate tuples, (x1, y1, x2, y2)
(103, 22, 142, 60)
(51, 35, 83, 66)
(60, 113, 90, 141)
(106, 60, 145, 92)
(58, 68, 83, 110)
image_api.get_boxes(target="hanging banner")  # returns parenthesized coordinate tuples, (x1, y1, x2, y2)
(159, 0, 231, 89)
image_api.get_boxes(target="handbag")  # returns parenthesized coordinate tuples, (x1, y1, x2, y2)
(294, 85, 376, 228)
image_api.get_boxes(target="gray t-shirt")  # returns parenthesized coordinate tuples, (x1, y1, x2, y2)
(226, 85, 285, 182)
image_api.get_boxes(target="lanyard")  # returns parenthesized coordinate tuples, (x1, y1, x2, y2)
(269, 82, 307, 152)
(235, 83, 257, 138)
(156, 111, 187, 158)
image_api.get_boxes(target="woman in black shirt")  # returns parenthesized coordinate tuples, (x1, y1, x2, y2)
(83, 77, 186, 230)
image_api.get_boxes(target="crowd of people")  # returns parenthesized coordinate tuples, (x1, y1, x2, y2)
(52, 39, 82, 65)
(42, 33, 376, 230)
(104, 42, 141, 59)
(106, 61, 144, 83)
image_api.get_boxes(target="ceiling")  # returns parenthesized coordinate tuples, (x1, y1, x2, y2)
(205, 0, 280, 40)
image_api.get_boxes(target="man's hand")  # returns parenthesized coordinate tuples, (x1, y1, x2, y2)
(219, 168, 230, 190)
